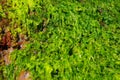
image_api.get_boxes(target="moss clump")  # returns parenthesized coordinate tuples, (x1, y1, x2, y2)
(0, 0, 120, 80)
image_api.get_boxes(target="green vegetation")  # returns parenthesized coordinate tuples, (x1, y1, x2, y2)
(0, 0, 120, 80)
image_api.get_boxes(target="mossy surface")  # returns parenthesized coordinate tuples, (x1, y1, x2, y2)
(0, 0, 120, 80)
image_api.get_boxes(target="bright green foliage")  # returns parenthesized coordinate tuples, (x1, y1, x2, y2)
(1, 0, 120, 80)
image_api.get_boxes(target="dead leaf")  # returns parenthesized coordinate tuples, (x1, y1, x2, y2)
(3, 47, 13, 65)
(17, 70, 31, 80)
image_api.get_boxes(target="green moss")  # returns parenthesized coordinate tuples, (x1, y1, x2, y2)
(1, 0, 120, 80)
